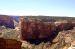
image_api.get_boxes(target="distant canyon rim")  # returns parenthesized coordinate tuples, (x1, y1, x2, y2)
(0, 15, 75, 45)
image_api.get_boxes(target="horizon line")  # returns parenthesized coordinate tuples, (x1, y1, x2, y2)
(0, 14, 73, 17)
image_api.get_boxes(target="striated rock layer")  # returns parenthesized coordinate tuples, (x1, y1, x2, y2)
(20, 17, 75, 44)
(0, 38, 22, 49)
(0, 15, 14, 29)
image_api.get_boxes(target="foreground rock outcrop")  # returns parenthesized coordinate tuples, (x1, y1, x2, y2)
(0, 38, 22, 49)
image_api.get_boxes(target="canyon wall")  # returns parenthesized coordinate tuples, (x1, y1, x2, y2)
(0, 15, 14, 29)
(20, 17, 75, 44)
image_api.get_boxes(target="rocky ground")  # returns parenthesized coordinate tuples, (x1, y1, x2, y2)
(0, 26, 75, 49)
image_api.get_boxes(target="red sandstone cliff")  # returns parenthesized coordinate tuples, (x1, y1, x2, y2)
(0, 38, 22, 49)
(19, 16, 75, 44)
(0, 15, 14, 29)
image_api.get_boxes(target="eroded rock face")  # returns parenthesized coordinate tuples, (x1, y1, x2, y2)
(20, 17, 75, 44)
(21, 28, 75, 49)
(54, 20, 74, 31)
(0, 38, 22, 49)
(20, 17, 58, 44)
(56, 23, 73, 31)
(0, 15, 14, 29)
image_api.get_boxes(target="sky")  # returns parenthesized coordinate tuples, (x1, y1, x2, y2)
(0, 0, 75, 17)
